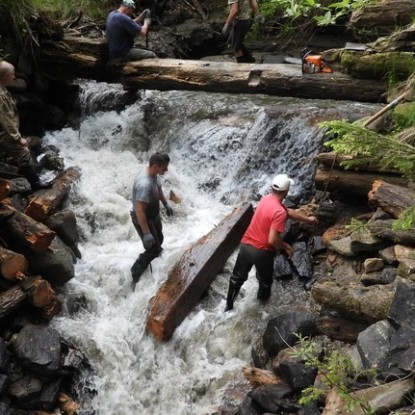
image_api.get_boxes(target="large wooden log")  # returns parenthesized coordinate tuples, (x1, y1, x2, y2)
(38, 35, 388, 103)
(24, 167, 81, 222)
(0, 203, 56, 253)
(368, 180, 415, 218)
(115, 59, 387, 103)
(0, 246, 28, 281)
(0, 286, 26, 320)
(146, 203, 254, 341)
(315, 166, 408, 197)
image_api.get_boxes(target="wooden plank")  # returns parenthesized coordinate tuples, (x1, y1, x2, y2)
(146, 203, 254, 342)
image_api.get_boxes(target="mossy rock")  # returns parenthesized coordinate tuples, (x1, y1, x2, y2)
(392, 102, 415, 129)
(340, 51, 415, 81)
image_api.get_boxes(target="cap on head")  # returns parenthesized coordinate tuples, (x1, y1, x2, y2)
(272, 174, 294, 192)
(121, 0, 137, 10)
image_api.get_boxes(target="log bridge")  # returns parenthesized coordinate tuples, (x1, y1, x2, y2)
(146, 203, 254, 342)
(39, 36, 387, 103)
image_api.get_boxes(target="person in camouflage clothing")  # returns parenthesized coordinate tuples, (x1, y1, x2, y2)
(0, 61, 51, 190)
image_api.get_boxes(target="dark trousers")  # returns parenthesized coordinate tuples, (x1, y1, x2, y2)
(131, 213, 164, 281)
(231, 243, 275, 290)
(229, 19, 252, 54)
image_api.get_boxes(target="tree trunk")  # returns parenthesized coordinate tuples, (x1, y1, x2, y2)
(0, 246, 28, 281)
(315, 166, 408, 197)
(24, 167, 81, 222)
(242, 366, 284, 388)
(368, 180, 415, 218)
(146, 203, 254, 342)
(0, 203, 56, 253)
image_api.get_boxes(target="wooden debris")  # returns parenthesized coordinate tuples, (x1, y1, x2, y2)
(0, 286, 26, 320)
(146, 203, 254, 341)
(242, 366, 285, 388)
(25, 167, 81, 222)
(20, 276, 56, 308)
(0, 246, 28, 281)
(368, 180, 415, 218)
(0, 203, 56, 253)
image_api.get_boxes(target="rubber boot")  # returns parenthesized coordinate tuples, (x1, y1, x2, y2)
(240, 46, 255, 63)
(257, 285, 271, 302)
(225, 279, 243, 312)
(20, 164, 53, 190)
(131, 259, 148, 286)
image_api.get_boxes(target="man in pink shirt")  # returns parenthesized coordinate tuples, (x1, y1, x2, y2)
(225, 174, 318, 311)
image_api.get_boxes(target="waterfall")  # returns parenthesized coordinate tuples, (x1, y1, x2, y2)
(44, 82, 379, 414)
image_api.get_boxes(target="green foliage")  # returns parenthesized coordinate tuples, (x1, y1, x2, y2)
(345, 218, 368, 234)
(31, 0, 112, 20)
(259, 0, 372, 26)
(392, 103, 415, 129)
(291, 335, 376, 413)
(393, 206, 415, 230)
(321, 120, 415, 181)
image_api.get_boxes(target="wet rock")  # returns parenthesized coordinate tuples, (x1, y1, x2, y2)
(316, 314, 368, 342)
(263, 312, 317, 359)
(361, 268, 395, 286)
(273, 253, 293, 279)
(7, 375, 43, 402)
(327, 236, 355, 257)
(298, 401, 321, 415)
(395, 245, 415, 280)
(250, 384, 298, 413)
(0, 402, 12, 415)
(311, 236, 326, 255)
(379, 245, 398, 265)
(368, 218, 415, 246)
(278, 361, 317, 390)
(363, 258, 384, 273)
(350, 229, 392, 254)
(237, 395, 262, 415)
(388, 277, 415, 329)
(0, 338, 10, 373)
(356, 320, 395, 370)
(11, 325, 61, 376)
(291, 241, 313, 280)
(0, 374, 8, 395)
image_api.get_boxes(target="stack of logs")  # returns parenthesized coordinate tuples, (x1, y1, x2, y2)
(0, 157, 83, 414)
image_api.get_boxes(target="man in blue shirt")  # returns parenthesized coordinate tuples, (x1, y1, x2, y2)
(106, 0, 157, 60)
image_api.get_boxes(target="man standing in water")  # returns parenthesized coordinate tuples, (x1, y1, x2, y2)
(106, 0, 157, 61)
(225, 174, 318, 311)
(130, 152, 174, 286)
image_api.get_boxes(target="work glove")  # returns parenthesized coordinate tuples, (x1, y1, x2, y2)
(254, 14, 265, 24)
(163, 201, 174, 217)
(222, 24, 230, 36)
(143, 232, 155, 250)
(138, 8, 150, 20)
(144, 18, 151, 27)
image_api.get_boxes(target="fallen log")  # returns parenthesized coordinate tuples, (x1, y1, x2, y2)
(315, 166, 408, 197)
(316, 152, 401, 174)
(146, 203, 254, 342)
(115, 59, 387, 103)
(20, 276, 56, 308)
(0, 246, 28, 281)
(0, 178, 32, 202)
(368, 180, 415, 218)
(24, 167, 81, 222)
(0, 203, 56, 253)
(0, 286, 26, 321)
(38, 34, 388, 103)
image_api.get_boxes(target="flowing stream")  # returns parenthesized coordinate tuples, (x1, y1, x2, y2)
(43, 83, 380, 414)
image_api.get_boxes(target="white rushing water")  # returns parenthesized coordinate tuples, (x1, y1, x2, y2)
(43, 83, 377, 414)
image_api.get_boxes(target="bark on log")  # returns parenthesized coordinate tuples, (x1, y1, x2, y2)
(20, 276, 55, 308)
(350, 0, 415, 30)
(0, 203, 56, 253)
(368, 180, 415, 218)
(242, 366, 285, 388)
(316, 152, 401, 174)
(114, 59, 387, 103)
(0, 246, 28, 281)
(316, 315, 369, 343)
(0, 286, 26, 320)
(24, 167, 81, 222)
(41, 298, 62, 320)
(146, 203, 254, 341)
(315, 166, 408, 197)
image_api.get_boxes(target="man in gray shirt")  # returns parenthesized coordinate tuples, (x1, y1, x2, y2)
(130, 152, 173, 286)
